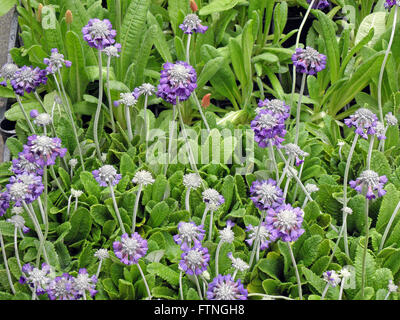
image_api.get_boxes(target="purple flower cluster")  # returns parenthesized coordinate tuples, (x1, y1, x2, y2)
(179, 240, 210, 276)
(44, 48, 72, 74)
(157, 61, 197, 105)
(292, 47, 327, 75)
(344, 108, 378, 140)
(385, 0, 400, 9)
(250, 179, 284, 211)
(0, 192, 10, 216)
(265, 204, 305, 242)
(20, 263, 51, 295)
(113, 233, 148, 265)
(0, 63, 18, 87)
(349, 170, 387, 200)
(257, 99, 291, 120)
(92, 165, 122, 187)
(207, 274, 248, 300)
(6, 173, 44, 206)
(10, 66, 48, 96)
(246, 222, 273, 250)
(251, 109, 286, 148)
(174, 221, 205, 248)
(23, 135, 67, 167)
(179, 14, 208, 34)
(307, 0, 330, 9)
(82, 19, 116, 50)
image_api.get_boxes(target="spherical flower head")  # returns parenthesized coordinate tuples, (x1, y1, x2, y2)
(24, 135, 67, 167)
(0, 63, 18, 86)
(157, 61, 197, 105)
(92, 165, 122, 187)
(179, 240, 210, 276)
(47, 273, 78, 300)
(113, 92, 137, 107)
(11, 206, 24, 215)
(349, 170, 387, 200)
(339, 266, 352, 279)
(342, 206, 353, 215)
(202, 188, 224, 211)
(71, 188, 83, 198)
(179, 13, 208, 34)
(385, 112, 398, 126)
(30, 109, 39, 118)
(33, 113, 52, 127)
(103, 43, 122, 57)
(113, 233, 148, 265)
(385, 0, 400, 9)
(69, 158, 78, 168)
(281, 143, 309, 166)
(251, 109, 286, 148)
(227, 252, 249, 272)
(0, 192, 10, 216)
(307, 0, 330, 9)
(132, 170, 155, 186)
(7, 214, 28, 231)
(265, 204, 305, 242)
(10, 66, 48, 96)
(292, 46, 327, 75)
(12, 152, 44, 176)
(94, 248, 109, 261)
(133, 83, 156, 99)
(82, 18, 116, 50)
(174, 221, 205, 247)
(375, 121, 386, 141)
(43, 48, 72, 74)
(250, 179, 284, 211)
(323, 270, 341, 287)
(20, 263, 51, 295)
(183, 173, 202, 189)
(388, 280, 398, 292)
(73, 268, 98, 298)
(207, 274, 248, 300)
(344, 108, 378, 140)
(257, 99, 291, 120)
(6, 173, 44, 206)
(246, 222, 273, 250)
(219, 220, 235, 243)
(305, 183, 319, 194)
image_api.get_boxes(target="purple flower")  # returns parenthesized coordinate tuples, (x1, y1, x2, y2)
(0, 192, 10, 216)
(173, 221, 205, 248)
(47, 273, 78, 300)
(250, 179, 284, 211)
(82, 19, 116, 50)
(246, 222, 273, 250)
(132, 83, 156, 99)
(179, 240, 210, 276)
(344, 108, 378, 140)
(92, 165, 122, 187)
(0, 63, 18, 87)
(10, 66, 48, 96)
(281, 143, 309, 166)
(349, 170, 387, 200)
(30, 109, 39, 118)
(265, 204, 305, 242)
(257, 99, 291, 120)
(251, 109, 286, 148)
(113, 233, 148, 265)
(307, 0, 330, 9)
(376, 121, 386, 141)
(156, 61, 197, 105)
(292, 47, 327, 75)
(6, 173, 44, 206)
(179, 14, 208, 34)
(23, 135, 67, 167)
(43, 48, 72, 74)
(323, 270, 341, 287)
(7, 214, 29, 233)
(20, 263, 51, 295)
(202, 188, 225, 211)
(207, 274, 248, 300)
(113, 92, 137, 107)
(12, 152, 44, 176)
(103, 43, 122, 57)
(385, 0, 400, 9)
(73, 268, 98, 298)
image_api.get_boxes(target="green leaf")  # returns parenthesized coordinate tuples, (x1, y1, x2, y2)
(64, 207, 92, 244)
(199, 0, 240, 15)
(148, 201, 170, 228)
(152, 175, 168, 202)
(257, 252, 283, 281)
(197, 57, 225, 89)
(0, 0, 16, 17)
(147, 262, 179, 286)
(119, 279, 135, 300)
(80, 171, 101, 199)
(355, 12, 387, 47)
(6, 137, 23, 158)
(376, 183, 400, 233)
(355, 244, 376, 289)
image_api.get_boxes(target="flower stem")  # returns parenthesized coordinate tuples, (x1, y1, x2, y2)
(201, 207, 209, 226)
(193, 92, 211, 133)
(327, 211, 349, 266)
(287, 242, 303, 300)
(106, 56, 116, 132)
(247, 293, 294, 300)
(292, 161, 305, 200)
(125, 105, 133, 141)
(321, 283, 329, 300)
(108, 182, 126, 234)
(132, 184, 143, 233)
(14, 227, 22, 273)
(339, 277, 346, 300)
(137, 263, 152, 300)
(67, 195, 73, 216)
(165, 104, 177, 175)
(194, 274, 203, 300)
(94, 50, 104, 161)
(248, 215, 263, 270)
(0, 231, 15, 294)
(366, 135, 374, 170)
(179, 271, 184, 300)
(144, 94, 149, 151)
(294, 73, 307, 145)
(95, 260, 103, 279)
(208, 210, 214, 242)
(186, 33, 192, 64)
(15, 94, 36, 134)
(377, 5, 398, 123)
(269, 143, 279, 181)
(185, 187, 191, 213)
(215, 240, 223, 276)
(361, 198, 369, 298)
(379, 199, 400, 252)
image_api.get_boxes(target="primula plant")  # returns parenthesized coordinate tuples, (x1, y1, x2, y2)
(0, 0, 399, 301)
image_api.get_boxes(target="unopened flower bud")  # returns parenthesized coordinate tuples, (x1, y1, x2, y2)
(66, 10, 73, 25)
(190, 0, 198, 12)
(201, 93, 211, 108)
(37, 4, 43, 22)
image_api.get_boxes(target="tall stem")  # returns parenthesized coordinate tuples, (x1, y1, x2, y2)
(15, 95, 36, 134)
(269, 143, 279, 181)
(94, 50, 104, 160)
(377, 5, 398, 123)
(193, 93, 211, 133)
(144, 94, 149, 151)
(215, 240, 223, 276)
(34, 91, 48, 113)
(0, 231, 15, 294)
(108, 182, 126, 234)
(366, 136, 374, 170)
(185, 187, 191, 213)
(321, 283, 329, 300)
(125, 105, 133, 141)
(95, 260, 103, 279)
(379, 199, 400, 252)
(194, 275, 203, 300)
(137, 263, 152, 300)
(165, 104, 177, 175)
(248, 215, 263, 270)
(361, 199, 369, 298)
(131, 184, 143, 233)
(179, 271, 184, 300)
(294, 73, 307, 145)
(106, 56, 116, 132)
(208, 210, 214, 242)
(201, 207, 209, 226)
(287, 242, 303, 300)
(14, 228, 22, 272)
(186, 33, 192, 64)
(327, 211, 349, 266)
